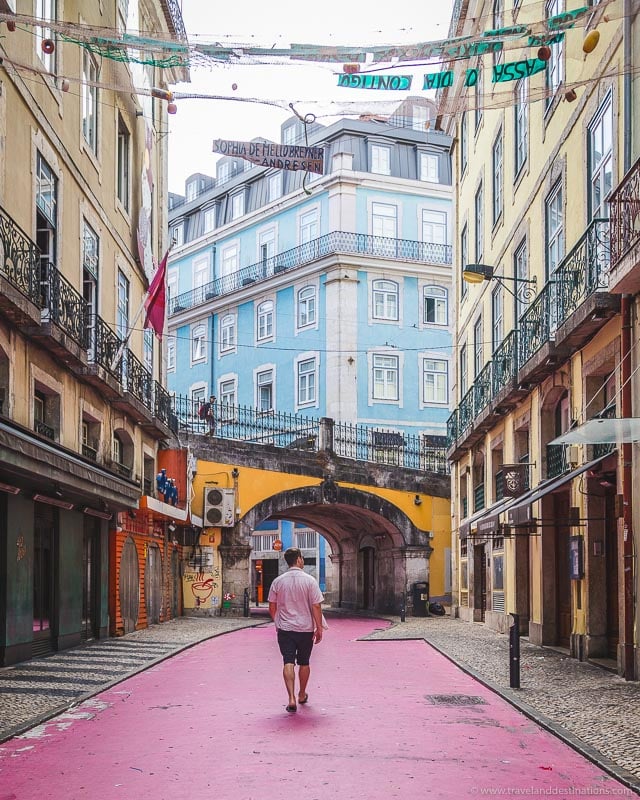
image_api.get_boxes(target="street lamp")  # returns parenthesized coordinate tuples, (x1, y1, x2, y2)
(462, 263, 537, 304)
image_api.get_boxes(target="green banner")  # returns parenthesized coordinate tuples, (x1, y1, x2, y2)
(337, 74, 412, 90)
(492, 57, 547, 84)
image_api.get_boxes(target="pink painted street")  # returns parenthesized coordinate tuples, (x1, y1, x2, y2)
(0, 618, 632, 800)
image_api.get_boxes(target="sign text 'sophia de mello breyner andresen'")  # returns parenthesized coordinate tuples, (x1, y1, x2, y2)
(212, 140, 324, 175)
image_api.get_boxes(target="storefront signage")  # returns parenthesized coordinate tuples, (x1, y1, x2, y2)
(212, 139, 324, 175)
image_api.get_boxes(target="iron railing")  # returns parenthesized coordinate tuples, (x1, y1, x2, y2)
(474, 361, 492, 415)
(122, 349, 153, 408)
(169, 231, 453, 314)
(0, 206, 41, 305)
(593, 404, 617, 459)
(161, 0, 187, 41)
(87, 315, 123, 380)
(458, 387, 475, 435)
(34, 419, 55, 440)
(491, 330, 517, 396)
(154, 381, 173, 428)
(609, 155, 640, 268)
(495, 470, 504, 501)
(40, 261, 89, 348)
(519, 281, 553, 367)
(446, 408, 458, 449)
(546, 443, 570, 479)
(556, 219, 609, 325)
(82, 443, 98, 461)
(473, 482, 485, 513)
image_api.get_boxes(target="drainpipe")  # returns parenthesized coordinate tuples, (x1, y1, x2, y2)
(623, 0, 632, 173)
(621, 294, 635, 680)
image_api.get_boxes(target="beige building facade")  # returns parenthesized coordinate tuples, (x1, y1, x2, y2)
(443, 0, 638, 677)
(0, 0, 187, 665)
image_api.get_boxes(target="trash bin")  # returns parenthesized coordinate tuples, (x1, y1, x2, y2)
(412, 581, 429, 617)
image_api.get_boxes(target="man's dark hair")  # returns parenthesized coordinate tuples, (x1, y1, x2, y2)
(284, 547, 302, 567)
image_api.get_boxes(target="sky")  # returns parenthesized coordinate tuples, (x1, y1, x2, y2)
(167, 0, 456, 194)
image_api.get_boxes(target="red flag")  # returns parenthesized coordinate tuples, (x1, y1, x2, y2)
(144, 250, 168, 340)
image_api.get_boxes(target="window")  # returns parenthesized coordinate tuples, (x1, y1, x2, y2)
(545, 0, 564, 109)
(514, 79, 528, 176)
(217, 162, 230, 185)
(193, 255, 209, 290)
(259, 227, 276, 272)
(36, 0, 56, 73)
(423, 358, 448, 404)
(514, 239, 528, 322)
(257, 300, 274, 341)
(297, 286, 316, 328)
(474, 317, 483, 376)
(83, 221, 99, 278)
(219, 378, 236, 409)
(144, 328, 153, 372)
(221, 243, 238, 277)
(412, 105, 429, 131)
(283, 125, 297, 145)
(220, 313, 236, 352)
(203, 207, 216, 233)
(117, 116, 130, 211)
(117, 0, 128, 31)
(192, 323, 207, 362)
(492, 285, 504, 353)
(588, 94, 613, 220)
(299, 208, 318, 243)
(167, 270, 178, 311)
(268, 173, 282, 201)
(492, 129, 503, 225)
(460, 224, 468, 299)
(112, 432, 123, 466)
(371, 144, 391, 175)
(422, 210, 447, 245)
(545, 181, 564, 278)
(371, 202, 397, 239)
(231, 193, 244, 220)
(372, 279, 399, 321)
(492, 0, 504, 65)
(475, 184, 484, 262)
(257, 369, 274, 411)
(296, 529, 318, 549)
(424, 286, 448, 325)
(460, 112, 468, 174)
(373, 354, 399, 400)
(171, 223, 184, 247)
(297, 357, 316, 405)
(475, 62, 483, 130)
(460, 344, 468, 396)
(116, 270, 129, 339)
(167, 336, 176, 372)
(186, 181, 198, 202)
(82, 50, 99, 154)
(420, 153, 439, 182)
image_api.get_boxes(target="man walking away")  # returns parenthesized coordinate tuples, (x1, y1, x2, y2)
(268, 547, 324, 713)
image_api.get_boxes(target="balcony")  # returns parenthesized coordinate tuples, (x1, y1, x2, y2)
(169, 231, 453, 315)
(0, 205, 42, 327)
(546, 443, 570, 480)
(609, 155, 640, 293)
(111, 350, 154, 424)
(139, 381, 173, 439)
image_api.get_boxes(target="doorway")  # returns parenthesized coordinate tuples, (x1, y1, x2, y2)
(555, 494, 572, 648)
(81, 518, 100, 641)
(473, 544, 486, 622)
(361, 546, 375, 610)
(33, 503, 56, 657)
(145, 544, 163, 625)
(119, 536, 139, 633)
(605, 492, 619, 658)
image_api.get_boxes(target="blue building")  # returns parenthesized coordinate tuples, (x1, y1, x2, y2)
(167, 97, 453, 595)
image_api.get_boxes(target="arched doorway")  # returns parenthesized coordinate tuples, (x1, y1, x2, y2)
(119, 536, 139, 633)
(361, 545, 376, 610)
(145, 544, 163, 625)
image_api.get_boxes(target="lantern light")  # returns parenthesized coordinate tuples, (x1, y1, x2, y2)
(41, 39, 55, 54)
(537, 45, 551, 61)
(167, 102, 178, 115)
(583, 29, 600, 54)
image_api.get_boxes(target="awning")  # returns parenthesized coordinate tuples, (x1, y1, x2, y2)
(138, 496, 203, 527)
(550, 417, 640, 445)
(505, 454, 612, 520)
(459, 496, 512, 539)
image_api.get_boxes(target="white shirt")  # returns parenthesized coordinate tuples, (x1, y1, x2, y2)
(268, 567, 324, 632)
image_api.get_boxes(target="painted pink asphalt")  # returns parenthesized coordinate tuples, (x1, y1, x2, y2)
(0, 618, 631, 800)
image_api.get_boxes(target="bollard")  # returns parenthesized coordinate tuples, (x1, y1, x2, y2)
(243, 587, 250, 618)
(400, 592, 406, 622)
(509, 612, 520, 689)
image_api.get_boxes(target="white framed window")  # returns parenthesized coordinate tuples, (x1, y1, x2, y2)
(372, 354, 399, 401)
(117, 115, 130, 212)
(231, 192, 244, 220)
(422, 210, 447, 245)
(296, 356, 317, 407)
(297, 285, 316, 329)
(412, 105, 429, 131)
(371, 144, 391, 175)
(588, 93, 613, 221)
(144, 328, 153, 372)
(82, 50, 99, 154)
(299, 207, 319, 244)
(514, 239, 528, 322)
(283, 125, 297, 145)
(258, 226, 276, 271)
(545, 0, 564, 109)
(171, 223, 184, 247)
(167, 270, 178, 310)
(492, 128, 503, 225)
(423, 286, 448, 325)
(268, 173, 282, 202)
(186, 181, 198, 202)
(220, 313, 236, 353)
(36, 0, 56, 73)
(219, 377, 237, 410)
(117, 0, 129, 31)
(256, 367, 274, 411)
(116, 270, 129, 340)
(460, 344, 468, 396)
(514, 79, 528, 176)
(475, 184, 484, 262)
(492, 284, 504, 353)
(217, 161, 230, 185)
(193, 255, 210, 290)
(475, 61, 483, 130)
(83, 221, 99, 278)
(167, 336, 176, 372)
(372, 279, 399, 321)
(420, 153, 439, 182)
(545, 180, 564, 278)
(460, 112, 468, 174)
(221, 242, 239, 277)
(257, 300, 274, 341)
(295, 529, 318, 549)
(492, 0, 504, 65)
(473, 317, 483, 377)
(371, 202, 398, 239)
(191, 322, 207, 363)
(423, 358, 448, 404)
(460, 224, 469, 299)
(203, 206, 217, 233)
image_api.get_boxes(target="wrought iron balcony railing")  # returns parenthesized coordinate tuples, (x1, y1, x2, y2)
(34, 419, 55, 440)
(40, 261, 89, 348)
(546, 443, 570, 479)
(161, 0, 187, 41)
(87, 315, 123, 381)
(491, 330, 517, 397)
(473, 361, 492, 416)
(153, 381, 173, 428)
(82, 442, 98, 461)
(169, 231, 453, 314)
(122, 349, 153, 409)
(609, 155, 640, 269)
(458, 387, 475, 435)
(495, 470, 504, 501)
(0, 205, 41, 305)
(473, 482, 485, 513)
(556, 218, 609, 326)
(593, 404, 617, 459)
(519, 281, 553, 367)
(446, 408, 458, 449)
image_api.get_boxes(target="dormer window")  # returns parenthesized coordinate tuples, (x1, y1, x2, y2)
(231, 192, 244, 220)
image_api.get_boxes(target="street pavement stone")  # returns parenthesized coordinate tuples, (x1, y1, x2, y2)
(0, 611, 638, 794)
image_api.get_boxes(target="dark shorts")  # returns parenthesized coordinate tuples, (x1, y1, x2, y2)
(277, 629, 314, 666)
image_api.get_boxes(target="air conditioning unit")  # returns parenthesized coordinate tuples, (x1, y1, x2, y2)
(203, 487, 235, 527)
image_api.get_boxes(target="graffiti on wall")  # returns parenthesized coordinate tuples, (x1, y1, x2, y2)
(183, 566, 221, 609)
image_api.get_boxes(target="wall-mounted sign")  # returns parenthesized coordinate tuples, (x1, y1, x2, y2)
(569, 535, 584, 580)
(212, 139, 324, 174)
(337, 74, 412, 91)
